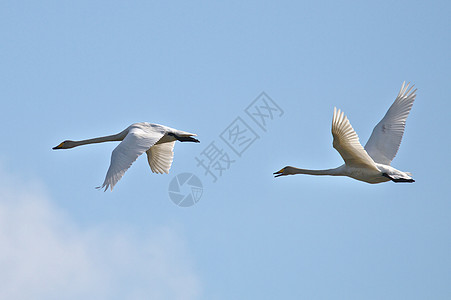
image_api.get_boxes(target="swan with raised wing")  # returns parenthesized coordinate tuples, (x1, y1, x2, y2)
(274, 82, 416, 184)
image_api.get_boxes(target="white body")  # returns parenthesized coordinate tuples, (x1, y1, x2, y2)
(53, 123, 199, 191)
(274, 82, 416, 184)
(324, 163, 412, 184)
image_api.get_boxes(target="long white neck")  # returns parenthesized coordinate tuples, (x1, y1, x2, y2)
(68, 130, 128, 148)
(284, 166, 344, 176)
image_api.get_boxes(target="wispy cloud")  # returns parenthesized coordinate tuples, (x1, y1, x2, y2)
(0, 168, 201, 300)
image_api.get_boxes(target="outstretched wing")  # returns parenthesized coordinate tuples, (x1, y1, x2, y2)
(364, 82, 416, 165)
(332, 107, 379, 171)
(98, 125, 165, 191)
(146, 141, 175, 174)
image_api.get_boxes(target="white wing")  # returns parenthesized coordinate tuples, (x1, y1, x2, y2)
(332, 107, 379, 171)
(146, 141, 175, 174)
(364, 82, 416, 165)
(98, 125, 165, 191)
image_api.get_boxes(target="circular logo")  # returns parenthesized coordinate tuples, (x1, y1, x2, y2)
(168, 173, 203, 207)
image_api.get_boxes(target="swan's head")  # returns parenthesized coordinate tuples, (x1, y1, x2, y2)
(273, 166, 295, 178)
(52, 140, 76, 150)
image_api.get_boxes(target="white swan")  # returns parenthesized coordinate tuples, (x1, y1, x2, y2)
(53, 123, 199, 191)
(274, 82, 416, 184)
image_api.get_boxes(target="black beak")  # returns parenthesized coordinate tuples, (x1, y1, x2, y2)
(273, 169, 285, 178)
(168, 133, 200, 143)
(52, 143, 63, 150)
(178, 136, 200, 143)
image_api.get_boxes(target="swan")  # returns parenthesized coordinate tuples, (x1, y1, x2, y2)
(274, 82, 416, 184)
(53, 123, 199, 191)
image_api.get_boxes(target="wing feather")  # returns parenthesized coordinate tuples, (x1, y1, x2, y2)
(98, 125, 165, 191)
(364, 82, 416, 165)
(146, 141, 175, 174)
(332, 107, 379, 171)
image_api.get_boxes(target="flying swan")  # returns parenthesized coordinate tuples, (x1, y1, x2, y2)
(53, 123, 199, 191)
(274, 82, 416, 184)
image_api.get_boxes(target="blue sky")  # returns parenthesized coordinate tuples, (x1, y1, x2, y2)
(1, 0, 450, 299)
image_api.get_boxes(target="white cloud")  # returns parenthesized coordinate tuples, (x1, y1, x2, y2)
(0, 168, 201, 300)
